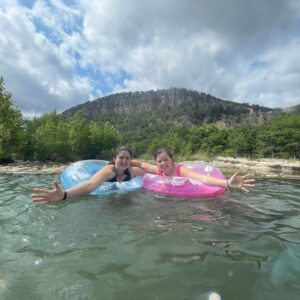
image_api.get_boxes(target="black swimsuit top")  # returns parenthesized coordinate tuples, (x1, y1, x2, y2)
(106, 166, 132, 182)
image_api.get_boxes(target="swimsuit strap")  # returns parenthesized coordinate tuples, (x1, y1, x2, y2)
(112, 166, 119, 176)
(176, 163, 182, 176)
(106, 166, 118, 182)
(123, 168, 132, 181)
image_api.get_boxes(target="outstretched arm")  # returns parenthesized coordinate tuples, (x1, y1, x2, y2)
(130, 166, 146, 177)
(131, 160, 158, 174)
(32, 165, 115, 203)
(180, 166, 255, 192)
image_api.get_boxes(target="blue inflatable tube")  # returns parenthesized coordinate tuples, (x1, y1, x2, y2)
(60, 160, 142, 196)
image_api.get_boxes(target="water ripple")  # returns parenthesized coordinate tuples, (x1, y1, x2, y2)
(0, 174, 300, 299)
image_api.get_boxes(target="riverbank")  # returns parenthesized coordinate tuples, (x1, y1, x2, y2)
(0, 161, 66, 175)
(0, 157, 299, 179)
(212, 157, 300, 180)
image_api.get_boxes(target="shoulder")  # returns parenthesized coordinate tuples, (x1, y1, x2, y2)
(102, 164, 114, 171)
(178, 164, 190, 176)
(90, 164, 116, 183)
(97, 165, 116, 175)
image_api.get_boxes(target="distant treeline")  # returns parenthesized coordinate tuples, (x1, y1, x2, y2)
(1, 77, 299, 163)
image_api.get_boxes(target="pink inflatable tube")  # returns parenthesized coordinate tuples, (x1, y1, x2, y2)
(142, 162, 226, 198)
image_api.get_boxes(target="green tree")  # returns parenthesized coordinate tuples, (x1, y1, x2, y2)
(34, 111, 71, 161)
(64, 112, 90, 159)
(17, 118, 39, 161)
(226, 125, 257, 158)
(255, 114, 300, 159)
(0, 77, 23, 162)
(227, 131, 249, 157)
(203, 130, 228, 156)
(87, 121, 120, 159)
(189, 124, 226, 155)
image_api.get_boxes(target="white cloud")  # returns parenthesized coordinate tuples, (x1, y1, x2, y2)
(0, 0, 90, 115)
(233, 38, 300, 107)
(76, 0, 300, 107)
(0, 0, 299, 115)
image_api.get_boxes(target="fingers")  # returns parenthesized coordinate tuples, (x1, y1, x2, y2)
(32, 197, 48, 202)
(33, 181, 60, 194)
(33, 188, 50, 193)
(32, 193, 59, 203)
(232, 171, 240, 178)
(233, 173, 255, 182)
(54, 180, 61, 190)
(228, 171, 240, 184)
(240, 177, 255, 192)
(242, 173, 254, 179)
(32, 194, 49, 202)
(32, 180, 63, 203)
(225, 170, 256, 193)
(244, 179, 255, 183)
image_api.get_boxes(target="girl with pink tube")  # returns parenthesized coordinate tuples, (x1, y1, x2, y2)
(132, 148, 255, 198)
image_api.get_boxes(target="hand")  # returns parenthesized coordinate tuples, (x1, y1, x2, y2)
(32, 180, 64, 203)
(227, 172, 255, 193)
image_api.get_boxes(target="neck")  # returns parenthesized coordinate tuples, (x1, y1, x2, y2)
(115, 166, 127, 174)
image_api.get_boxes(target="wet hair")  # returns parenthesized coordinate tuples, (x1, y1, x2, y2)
(108, 146, 133, 164)
(153, 148, 174, 162)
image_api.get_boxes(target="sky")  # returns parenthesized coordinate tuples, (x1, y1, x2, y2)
(1, 0, 300, 116)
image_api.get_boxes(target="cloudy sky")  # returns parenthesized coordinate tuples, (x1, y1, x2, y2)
(1, 0, 300, 115)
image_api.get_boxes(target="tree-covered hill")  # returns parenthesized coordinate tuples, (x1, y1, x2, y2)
(60, 88, 298, 159)
(62, 88, 278, 129)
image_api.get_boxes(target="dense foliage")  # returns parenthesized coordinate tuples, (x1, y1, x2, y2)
(0, 77, 299, 162)
(94, 111, 300, 160)
(0, 78, 23, 163)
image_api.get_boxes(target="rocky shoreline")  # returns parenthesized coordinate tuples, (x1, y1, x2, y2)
(0, 161, 66, 175)
(0, 157, 299, 179)
(211, 157, 300, 180)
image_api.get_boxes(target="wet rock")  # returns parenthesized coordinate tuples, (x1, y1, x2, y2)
(211, 157, 300, 179)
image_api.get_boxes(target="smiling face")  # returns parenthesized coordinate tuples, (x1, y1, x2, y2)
(114, 150, 131, 170)
(155, 152, 175, 176)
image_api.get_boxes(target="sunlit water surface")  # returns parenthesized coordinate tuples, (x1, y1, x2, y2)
(0, 174, 300, 300)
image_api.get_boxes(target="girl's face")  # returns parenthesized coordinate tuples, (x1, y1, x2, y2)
(155, 152, 175, 176)
(115, 150, 131, 169)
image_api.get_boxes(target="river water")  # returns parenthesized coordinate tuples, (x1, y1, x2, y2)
(0, 174, 300, 300)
